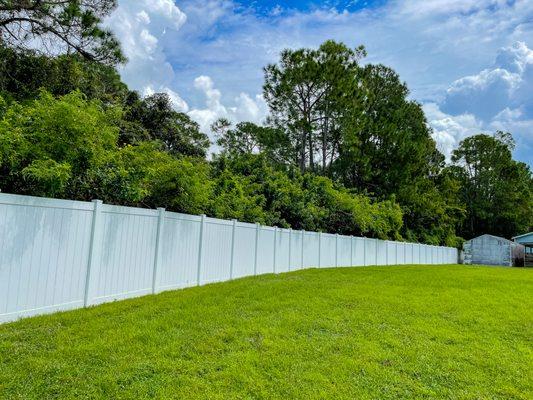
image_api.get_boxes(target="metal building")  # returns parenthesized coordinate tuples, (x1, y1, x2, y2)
(513, 232, 533, 267)
(463, 234, 525, 267)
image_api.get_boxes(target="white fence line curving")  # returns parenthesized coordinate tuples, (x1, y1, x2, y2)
(0, 193, 459, 323)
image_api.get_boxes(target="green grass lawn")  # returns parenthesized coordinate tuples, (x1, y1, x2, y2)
(1, 265, 532, 400)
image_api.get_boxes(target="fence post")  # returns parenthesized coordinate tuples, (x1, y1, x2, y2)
(385, 241, 389, 266)
(375, 239, 378, 266)
(300, 230, 304, 270)
(288, 228, 292, 272)
(396, 241, 399, 265)
(254, 223, 260, 275)
(335, 234, 339, 267)
(318, 232, 322, 268)
(197, 214, 206, 286)
(363, 237, 367, 266)
(350, 236, 354, 266)
(84, 199, 103, 307)
(152, 207, 165, 294)
(273, 227, 277, 273)
(230, 219, 236, 279)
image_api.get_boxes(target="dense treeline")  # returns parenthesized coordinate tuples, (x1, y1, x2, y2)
(0, 2, 531, 245)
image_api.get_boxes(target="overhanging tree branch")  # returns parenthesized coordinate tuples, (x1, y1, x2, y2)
(0, 0, 124, 65)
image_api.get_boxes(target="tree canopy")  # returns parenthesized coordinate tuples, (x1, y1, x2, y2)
(448, 132, 533, 239)
(0, 0, 124, 65)
(0, 35, 531, 245)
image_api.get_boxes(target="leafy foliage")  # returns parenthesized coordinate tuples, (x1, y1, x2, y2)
(0, 34, 529, 244)
(448, 132, 533, 239)
(263, 40, 366, 172)
(264, 41, 464, 244)
(121, 92, 210, 158)
(0, 90, 401, 238)
(0, 0, 124, 65)
(0, 46, 127, 102)
(210, 154, 403, 238)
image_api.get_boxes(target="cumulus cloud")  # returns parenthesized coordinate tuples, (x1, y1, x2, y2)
(107, 0, 532, 163)
(188, 76, 268, 135)
(441, 68, 520, 120)
(441, 42, 533, 120)
(105, 0, 186, 97)
(423, 103, 483, 159)
(428, 41, 533, 161)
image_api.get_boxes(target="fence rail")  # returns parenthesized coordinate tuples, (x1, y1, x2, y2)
(0, 193, 458, 323)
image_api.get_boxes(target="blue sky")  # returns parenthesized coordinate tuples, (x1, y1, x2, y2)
(106, 0, 533, 165)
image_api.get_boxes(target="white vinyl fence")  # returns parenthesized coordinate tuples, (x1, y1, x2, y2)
(0, 193, 458, 323)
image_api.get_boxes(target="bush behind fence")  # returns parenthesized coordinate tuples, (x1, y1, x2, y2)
(0, 193, 458, 323)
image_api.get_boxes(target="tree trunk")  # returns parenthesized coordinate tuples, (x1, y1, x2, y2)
(300, 130, 306, 173)
(322, 116, 328, 173)
(308, 129, 314, 172)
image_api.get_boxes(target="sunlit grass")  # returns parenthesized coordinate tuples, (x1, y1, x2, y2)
(1, 265, 532, 399)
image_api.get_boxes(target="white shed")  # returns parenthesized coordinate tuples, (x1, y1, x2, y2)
(463, 234, 525, 267)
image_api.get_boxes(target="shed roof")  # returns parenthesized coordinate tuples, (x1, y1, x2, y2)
(467, 234, 514, 245)
(513, 232, 533, 244)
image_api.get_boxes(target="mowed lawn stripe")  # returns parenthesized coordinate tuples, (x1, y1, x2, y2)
(0, 265, 532, 399)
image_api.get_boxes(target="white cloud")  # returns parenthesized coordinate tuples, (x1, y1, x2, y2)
(188, 76, 268, 135)
(143, 0, 187, 29)
(105, 0, 187, 94)
(135, 11, 151, 25)
(423, 103, 483, 160)
(495, 41, 533, 74)
(441, 68, 520, 120)
(441, 41, 533, 120)
(427, 41, 533, 162)
(398, 0, 510, 17)
(108, 0, 533, 163)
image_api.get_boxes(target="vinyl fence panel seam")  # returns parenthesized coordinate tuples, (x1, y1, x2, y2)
(84, 200, 102, 307)
(151, 208, 165, 294)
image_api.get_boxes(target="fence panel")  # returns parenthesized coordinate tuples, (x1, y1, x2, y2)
(0, 193, 459, 323)
(413, 243, 419, 264)
(365, 239, 378, 266)
(89, 205, 158, 305)
(351, 237, 366, 266)
(232, 222, 256, 278)
(376, 240, 387, 265)
(158, 213, 201, 292)
(337, 235, 352, 267)
(256, 226, 276, 275)
(275, 229, 291, 273)
(289, 231, 303, 270)
(201, 217, 233, 284)
(320, 233, 336, 268)
(303, 232, 320, 268)
(398, 242, 406, 265)
(0, 195, 93, 322)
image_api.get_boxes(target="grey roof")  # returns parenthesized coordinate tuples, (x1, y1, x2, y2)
(466, 234, 515, 245)
(512, 232, 533, 240)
